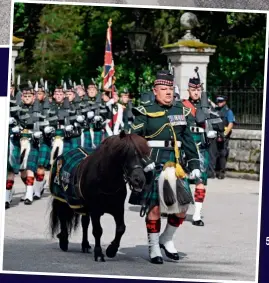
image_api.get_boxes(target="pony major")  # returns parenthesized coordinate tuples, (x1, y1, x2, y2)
(49, 131, 152, 261)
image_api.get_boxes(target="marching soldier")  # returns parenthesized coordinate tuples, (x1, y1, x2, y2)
(63, 83, 84, 153)
(18, 83, 43, 205)
(6, 85, 21, 208)
(48, 84, 73, 164)
(82, 82, 112, 150)
(32, 81, 52, 200)
(130, 70, 201, 264)
(182, 76, 223, 226)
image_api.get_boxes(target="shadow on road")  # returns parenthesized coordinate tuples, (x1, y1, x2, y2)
(8, 190, 51, 209)
(3, 238, 252, 281)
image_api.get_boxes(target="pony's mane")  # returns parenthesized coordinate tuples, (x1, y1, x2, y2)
(81, 133, 150, 180)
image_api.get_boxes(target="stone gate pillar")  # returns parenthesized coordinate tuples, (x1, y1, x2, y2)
(162, 12, 216, 100)
(12, 36, 24, 83)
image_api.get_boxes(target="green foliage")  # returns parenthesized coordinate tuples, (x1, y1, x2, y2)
(13, 4, 266, 90)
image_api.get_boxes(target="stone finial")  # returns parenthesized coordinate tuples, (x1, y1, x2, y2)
(180, 12, 200, 41)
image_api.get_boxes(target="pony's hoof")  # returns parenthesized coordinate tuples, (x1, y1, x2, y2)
(94, 254, 105, 262)
(82, 242, 91, 253)
(94, 248, 105, 262)
(57, 233, 68, 252)
(106, 244, 119, 258)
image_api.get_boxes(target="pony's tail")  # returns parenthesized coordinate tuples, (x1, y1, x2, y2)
(50, 198, 80, 238)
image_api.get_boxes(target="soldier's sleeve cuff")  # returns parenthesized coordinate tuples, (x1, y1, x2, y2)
(131, 123, 144, 130)
(186, 158, 200, 171)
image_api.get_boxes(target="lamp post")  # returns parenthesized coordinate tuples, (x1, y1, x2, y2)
(127, 9, 149, 104)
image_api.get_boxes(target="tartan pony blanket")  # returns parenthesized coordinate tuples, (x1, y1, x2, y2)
(49, 147, 89, 214)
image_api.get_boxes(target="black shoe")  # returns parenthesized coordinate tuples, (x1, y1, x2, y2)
(192, 220, 204, 226)
(24, 199, 32, 205)
(160, 244, 180, 260)
(218, 172, 225, 179)
(150, 256, 163, 264)
(5, 202, 10, 209)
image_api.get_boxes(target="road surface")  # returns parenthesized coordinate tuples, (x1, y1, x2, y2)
(3, 174, 260, 281)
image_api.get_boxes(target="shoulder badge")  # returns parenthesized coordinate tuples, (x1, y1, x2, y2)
(133, 106, 147, 116)
(183, 106, 192, 117)
(140, 100, 153, 106)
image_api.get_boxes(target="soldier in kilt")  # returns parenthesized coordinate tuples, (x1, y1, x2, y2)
(18, 84, 43, 205)
(32, 82, 53, 200)
(182, 77, 224, 226)
(5, 86, 21, 209)
(81, 82, 111, 151)
(49, 85, 72, 163)
(130, 70, 201, 264)
(63, 83, 84, 153)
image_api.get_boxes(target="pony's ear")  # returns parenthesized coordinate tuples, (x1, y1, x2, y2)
(119, 130, 127, 139)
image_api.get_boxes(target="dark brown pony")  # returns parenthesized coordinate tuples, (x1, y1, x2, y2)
(50, 131, 151, 261)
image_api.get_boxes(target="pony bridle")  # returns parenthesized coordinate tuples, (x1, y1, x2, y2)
(122, 163, 144, 192)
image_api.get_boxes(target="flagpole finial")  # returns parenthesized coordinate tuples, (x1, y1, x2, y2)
(108, 18, 112, 27)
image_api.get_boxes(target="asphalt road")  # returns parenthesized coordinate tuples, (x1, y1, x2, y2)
(3, 174, 260, 281)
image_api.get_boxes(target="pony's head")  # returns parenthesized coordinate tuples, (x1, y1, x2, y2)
(100, 131, 152, 193)
(118, 131, 151, 192)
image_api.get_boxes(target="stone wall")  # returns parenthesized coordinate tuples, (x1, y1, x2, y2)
(225, 129, 262, 181)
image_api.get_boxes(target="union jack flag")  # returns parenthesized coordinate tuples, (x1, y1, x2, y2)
(103, 19, 115, 91)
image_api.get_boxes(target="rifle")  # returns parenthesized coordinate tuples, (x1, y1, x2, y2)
(16, 75, 22, 105)
(93, 91, 103, 130)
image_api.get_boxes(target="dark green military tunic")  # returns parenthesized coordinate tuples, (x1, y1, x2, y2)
(131, 100, 200, 169)
(130, 99, 200, 209)
(63, 100, 82, 153)
(183, 99, 210, 185)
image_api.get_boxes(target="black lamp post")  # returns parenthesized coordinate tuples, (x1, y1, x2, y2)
(127, 10, 149, 103)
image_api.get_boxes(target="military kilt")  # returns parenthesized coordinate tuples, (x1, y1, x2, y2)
(140, 149, 192, 211)
(63, 136, 81, 154)
(93, 129, 108, 147)
(26, 143, 39, 173)
(81, 130, 92, 152)
(19, 132, 39, 173)
(7, 136, 21, 174)
(37, 139, 52, 169)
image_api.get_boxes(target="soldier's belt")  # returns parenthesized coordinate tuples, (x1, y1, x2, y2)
(148, 140, 182, 148)
(190, 126, 204, 133)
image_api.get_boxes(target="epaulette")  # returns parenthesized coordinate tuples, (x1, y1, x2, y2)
(132, 106, 147, 116)
(140, 100, 153, 106)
